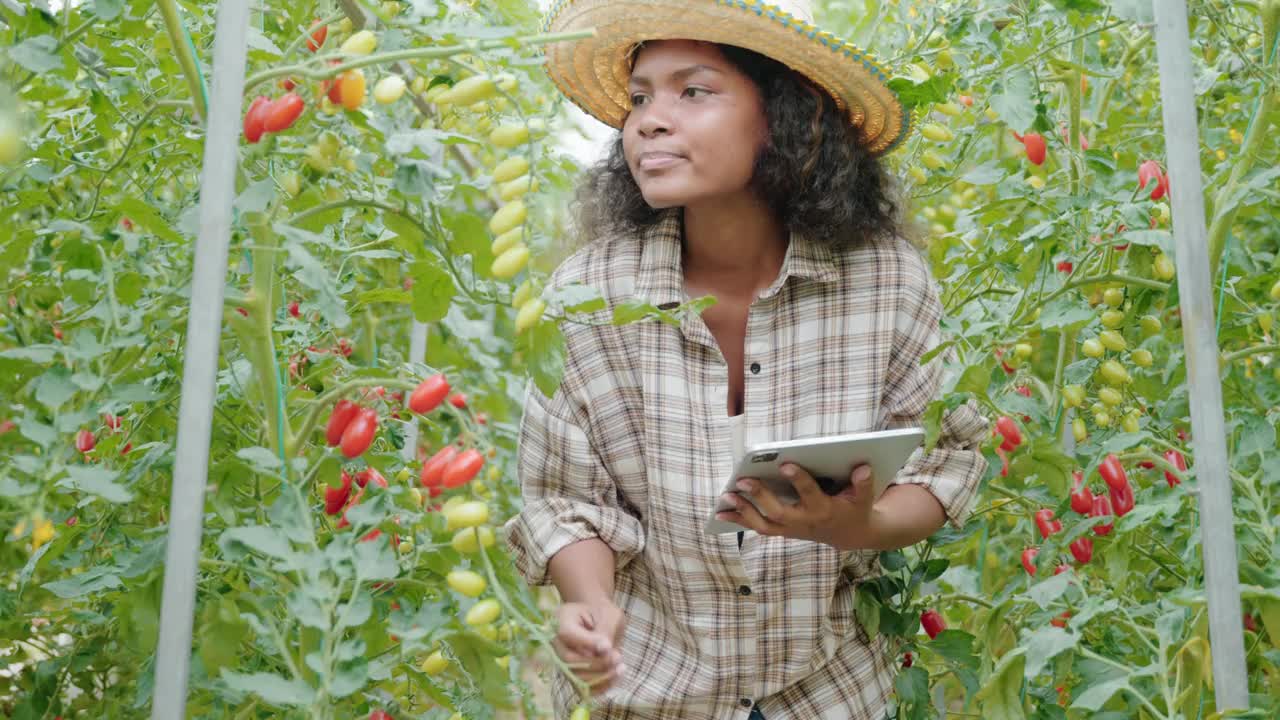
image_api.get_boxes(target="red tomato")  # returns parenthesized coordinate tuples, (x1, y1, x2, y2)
(288, 301, 301, 318)
(368, 711, 393, 720)
(307, 20, 328, 52)
(1108, 481, 1135, 517)
(1098, 453, 1129, 491)
(325, 400, 360, 447)
(409, 374, 451, 414)
(325, 471, 353, 515)
(920, 609, 946, 639)
(1069, 470, 1093, 515)
(1090, 495, 1114, 535)
(103, 413, 122, 432)
(1070, 537, 1094, 564)
(75, 429, 96, 453)
(355, 467, 388, 489)
(243, 96, 271, 143)
(995, 416, 1021, 452)
(120, 442, 132, 455)
(339, 408, 379, 459)
(264, 93, 305, 132)
(420, 446, 457, 488)
(1021, 547, 1039, 576)
(442, 449, 484, 488)
(448, 392, 467, 409)
(1034, 509, 1062, 540)
(1163, 449, 1187, 487)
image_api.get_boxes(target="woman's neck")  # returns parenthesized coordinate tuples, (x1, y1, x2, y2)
(680, 198, 788, 295)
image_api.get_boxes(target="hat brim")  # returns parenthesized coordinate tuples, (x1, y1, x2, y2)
(540, 0, 912, 155)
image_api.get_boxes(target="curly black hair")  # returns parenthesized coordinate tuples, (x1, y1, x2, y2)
(569, 41, 908, 250)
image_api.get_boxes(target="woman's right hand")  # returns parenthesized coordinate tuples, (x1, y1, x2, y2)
(554, 599, 627, 696)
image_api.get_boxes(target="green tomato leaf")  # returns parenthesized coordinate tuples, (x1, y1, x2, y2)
(1070, 677, 1129, 712)
(9, 35, 63, 73)
(410, 259, 455, 323)
(975, 647, 1027, 720)
(1022, 626, 1078, 679)
(991, 68, 1037, 131)
(219, 670, 315, 707)
(42, 565, 124, 598)
(65, 466, 133, 503)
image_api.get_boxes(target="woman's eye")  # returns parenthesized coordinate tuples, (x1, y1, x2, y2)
(629, 93, 646, 105)
(683, 87, 707, 98)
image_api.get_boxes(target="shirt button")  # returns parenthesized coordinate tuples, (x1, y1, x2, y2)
(737, 585, 752, 596)
(739, 698, 753, 709)
(749, 362, 761, 374)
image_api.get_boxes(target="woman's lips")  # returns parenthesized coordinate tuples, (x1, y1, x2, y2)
(638, 153, 685, 170)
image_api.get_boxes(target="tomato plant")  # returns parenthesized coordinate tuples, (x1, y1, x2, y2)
(3, 0, 1279, 719)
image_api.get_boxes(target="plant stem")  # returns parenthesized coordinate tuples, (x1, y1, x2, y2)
(156, 0, 207, 122)
(242, 30, 596, 93)
(1206, 1, 1279, 279)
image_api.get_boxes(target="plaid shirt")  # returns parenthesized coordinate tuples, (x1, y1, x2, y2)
(502, 208, 988, 719)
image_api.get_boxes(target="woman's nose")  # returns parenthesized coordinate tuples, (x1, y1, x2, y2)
(633, 99, 673, 138)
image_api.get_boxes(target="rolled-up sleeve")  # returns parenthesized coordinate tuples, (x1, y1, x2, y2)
(502, 378, 646, 587)
(882, 258, 990, 529)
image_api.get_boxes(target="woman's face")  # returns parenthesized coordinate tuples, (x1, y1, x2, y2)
(622, 40, 769, 209)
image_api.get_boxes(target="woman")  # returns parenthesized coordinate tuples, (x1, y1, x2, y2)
(502, 2, 989, 718)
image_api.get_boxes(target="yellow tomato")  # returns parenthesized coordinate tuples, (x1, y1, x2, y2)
(444, 501, 490, 531)
(512, 280, 536, 309)
(336, 69, 366, 110)
(488, 200, 527, 236)
(515, 299, 546, 334)
(373, 75, 407, 104)
(465, 598, 502, 626)
(439, 75, 498, 106)
(420, 650, 449, 675)
(492, 156, 530, 184)
(1099, 330, 1127, 352)
(447, 569, 488, 597)
(491, 245, 530, 280)
(490, 226, 524, 256)
(499, 174, 539, 201)
(450, 526, 497, 554)
(1132, 349, 1154, 367)
(340, 30, 378, 55)
(920, 123, 955, 142)
(489, 123, 531, 148)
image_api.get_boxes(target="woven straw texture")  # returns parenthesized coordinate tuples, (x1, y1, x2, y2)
(541, 0, 910, 154)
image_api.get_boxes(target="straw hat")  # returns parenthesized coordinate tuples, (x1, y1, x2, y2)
(539, 0, 911, 155)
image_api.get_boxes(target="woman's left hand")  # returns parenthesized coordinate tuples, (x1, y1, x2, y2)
(716, 463, 877, 549)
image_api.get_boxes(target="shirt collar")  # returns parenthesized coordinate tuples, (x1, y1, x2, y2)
(635, 207, 841, 309)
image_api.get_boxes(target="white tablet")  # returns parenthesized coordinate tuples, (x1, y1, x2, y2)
(704, 427, 925, 535)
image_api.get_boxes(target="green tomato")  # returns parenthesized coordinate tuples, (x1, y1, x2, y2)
(1099, 330, 1127, 352)
(1072, 417, 1088, 443)
(1101, 310, 1126, 329)
(1140, 315, 1163, 335)
(1062, 384, 1086, 408)
(1099, 359, 1131, 386)
(1132, 349, 1154, 367)
(1103, 288, 1125, 308)
(1099, 387, 1124, 407)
